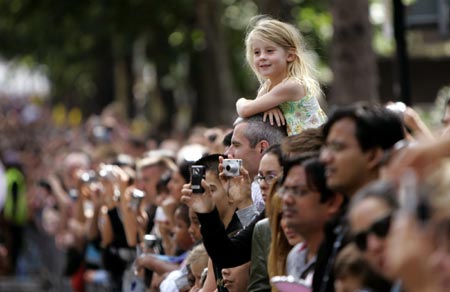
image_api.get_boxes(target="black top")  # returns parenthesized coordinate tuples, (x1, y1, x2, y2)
(197, 207, 266, 269)
(212, 212, 243, 292)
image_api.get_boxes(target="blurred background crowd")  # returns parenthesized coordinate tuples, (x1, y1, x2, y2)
(1, 0, 450, 292)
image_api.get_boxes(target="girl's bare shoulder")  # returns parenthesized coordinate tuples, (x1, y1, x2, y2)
(274, 79, 306, 101)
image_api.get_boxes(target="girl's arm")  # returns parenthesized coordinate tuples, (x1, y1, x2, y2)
(236, 80, 305, 118)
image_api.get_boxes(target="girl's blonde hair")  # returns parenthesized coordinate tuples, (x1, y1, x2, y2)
(245, 15, 321, 99)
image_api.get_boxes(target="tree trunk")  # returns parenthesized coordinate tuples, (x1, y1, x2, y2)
(329, 0, 378, 105)
(113, 35, 135, 119)
(258, 0, 295, 22)
(194, 0, 237, 126)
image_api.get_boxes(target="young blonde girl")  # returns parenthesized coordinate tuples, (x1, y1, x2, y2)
(236, 16, 327, 136)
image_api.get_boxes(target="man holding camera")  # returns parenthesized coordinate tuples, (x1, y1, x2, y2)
(225, 114, 286, 212)
(181, 114, 286, 281)
(183, 154, 245, 291)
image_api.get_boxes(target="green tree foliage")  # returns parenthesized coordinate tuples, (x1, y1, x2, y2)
(0, 0, 332, 134)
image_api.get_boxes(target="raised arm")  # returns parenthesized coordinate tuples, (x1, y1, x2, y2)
(236, 80, 305, 118)
(385, 134, 450, 179)
(181, 163, 266, 268)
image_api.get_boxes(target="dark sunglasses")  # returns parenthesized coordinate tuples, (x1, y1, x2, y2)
(353, 213, 392, 251)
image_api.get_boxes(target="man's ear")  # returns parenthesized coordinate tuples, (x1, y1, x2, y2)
(326, 192, 345, 215)
(257, 140, 270, 154)
(366, 147, 384, 170)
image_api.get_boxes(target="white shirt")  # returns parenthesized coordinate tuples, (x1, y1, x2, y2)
(251, 181, 265, 213)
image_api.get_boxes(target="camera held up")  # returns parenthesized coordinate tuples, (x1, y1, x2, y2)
(191, 165, 206, 193)
(222, 159, 242, 177)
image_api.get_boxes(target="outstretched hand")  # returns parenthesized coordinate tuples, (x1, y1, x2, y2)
(180, 181, 215, 214)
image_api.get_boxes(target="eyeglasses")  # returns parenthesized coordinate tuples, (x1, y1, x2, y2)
(278, 185, 310, 198)
(353, 213, 392, 251)
(320, 142, 349, 155)
(255, 173, 278, 185)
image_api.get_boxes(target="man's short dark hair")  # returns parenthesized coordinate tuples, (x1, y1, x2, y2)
(222, 130, 233, 148)
(262, 144, 283, 167)
(194, 154, 227, 177)
(234, 114, 287, 148)
(323, 103, 405, 151)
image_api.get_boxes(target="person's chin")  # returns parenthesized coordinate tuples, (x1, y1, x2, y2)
(326, 178, 339, 191)
(377, 257, 392, 280)
(223, 282, 233, 290)
(261, 193, 268, 202)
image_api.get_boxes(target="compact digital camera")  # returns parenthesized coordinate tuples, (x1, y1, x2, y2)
(144, 234, 159, 249)
(98, 164, 115, 180)
(222, 159, 242, 177)
(79, 170, 98, 183)
(386, 101, 406, 115)
(191, 165, 206, 193)
(129, 189, 145, 211)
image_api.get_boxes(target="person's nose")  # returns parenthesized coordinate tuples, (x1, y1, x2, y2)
(281, 191, 295, 206)
(221, 268, 230, 278)
(224, 145, 233, 156)
(366, 233, 384, 252)
(259, 51, 267, 60)
(319, 148, 332, 163)
(259, 178, 269, 189)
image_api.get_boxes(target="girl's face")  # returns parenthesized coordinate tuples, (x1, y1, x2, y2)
(167, 171, 185, 201)
(173, 208, 195, 251)
(188, 208, 202, 243)
(349, 197, 392, 278)
(250, 38, 294, 83)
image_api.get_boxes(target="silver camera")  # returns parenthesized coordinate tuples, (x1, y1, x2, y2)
(98, 164, 115, 180)
(79, 170, 98, 183)
(129, 189, 145, 211)
(222, 159, 242, 177)
(386, 102, 406, 115)
(144, 234, 158, 249)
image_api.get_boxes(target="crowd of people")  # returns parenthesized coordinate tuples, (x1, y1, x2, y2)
(1, 15, 450, 292)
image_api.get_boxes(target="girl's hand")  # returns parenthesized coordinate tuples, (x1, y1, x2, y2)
(263, 107, 285, 127)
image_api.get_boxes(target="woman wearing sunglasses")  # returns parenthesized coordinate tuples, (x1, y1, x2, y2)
(347, 180, 398, 289)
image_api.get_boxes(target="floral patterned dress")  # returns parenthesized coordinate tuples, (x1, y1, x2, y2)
(279, 95, 327, 136)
